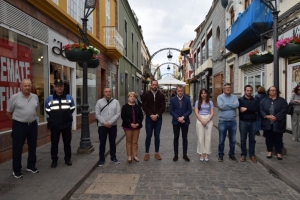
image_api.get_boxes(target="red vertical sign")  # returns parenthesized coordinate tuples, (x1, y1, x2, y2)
(0, 38, 32, 131)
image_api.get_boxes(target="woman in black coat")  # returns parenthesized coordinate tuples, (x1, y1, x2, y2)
(121, 92, 144, 163)
(259, 86, 287, 160)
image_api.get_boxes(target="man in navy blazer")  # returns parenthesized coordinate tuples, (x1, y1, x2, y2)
(169, 85, 192, 162)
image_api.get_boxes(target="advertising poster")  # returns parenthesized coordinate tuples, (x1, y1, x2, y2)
(0, 38, 32, 131)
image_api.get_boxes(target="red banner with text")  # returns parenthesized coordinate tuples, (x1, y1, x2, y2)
(0, 38, 32, 131)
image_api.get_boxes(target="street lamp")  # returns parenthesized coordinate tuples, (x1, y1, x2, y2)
(262, 0, 279, 89)
(167, 64, 170, 70)
(77, 0, 97, 153)
(167, 49, 173, 61)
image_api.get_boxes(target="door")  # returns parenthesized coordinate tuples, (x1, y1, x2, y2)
(213, 73, 223, 107)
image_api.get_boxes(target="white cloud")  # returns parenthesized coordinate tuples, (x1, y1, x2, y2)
(127, 0, 213, 77)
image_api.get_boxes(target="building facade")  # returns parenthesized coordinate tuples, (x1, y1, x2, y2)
(0, 0, 123, 163)
(118, 0, 143, 106)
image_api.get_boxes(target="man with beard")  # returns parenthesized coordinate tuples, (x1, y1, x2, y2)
(45, 79, 75, 168)
(238, 85, 259, 163)
(142, 80, 166, 161)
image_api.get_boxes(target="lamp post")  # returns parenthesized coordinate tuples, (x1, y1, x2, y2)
(167, 64, 170, 71)
(77, 0, 97, 153)
(262, 0, 279, 89)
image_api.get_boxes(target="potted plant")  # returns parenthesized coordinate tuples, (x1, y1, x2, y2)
(276, 36, 300, 58)
(63, 43, 100, 62)
(78, 55, 100, 68)
(249, 50, 273, 64)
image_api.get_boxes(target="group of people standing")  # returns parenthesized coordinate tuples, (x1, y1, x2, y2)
(7, 78, 292, 179)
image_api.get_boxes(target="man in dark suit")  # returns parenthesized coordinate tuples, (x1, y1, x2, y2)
(169, 85, 192, 162)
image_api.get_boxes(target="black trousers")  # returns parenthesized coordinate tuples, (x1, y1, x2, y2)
(51, 127, 72, 162)
(264, 129, 283, 154)
(173, 124, 189, 155)
(11, 120, 37, 172)
(98, 125, 117, 162)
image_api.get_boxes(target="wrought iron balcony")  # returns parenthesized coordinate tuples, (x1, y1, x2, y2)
(103, 26, 124, 53)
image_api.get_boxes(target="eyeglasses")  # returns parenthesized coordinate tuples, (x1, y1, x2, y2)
(269, 90, 277, 92)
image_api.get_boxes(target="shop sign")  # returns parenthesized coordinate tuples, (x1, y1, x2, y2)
(0, 38, 32, 131)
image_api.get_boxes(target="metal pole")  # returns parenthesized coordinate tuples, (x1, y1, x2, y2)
(78, 17, 93, 152)
(273, 10, 279, 89)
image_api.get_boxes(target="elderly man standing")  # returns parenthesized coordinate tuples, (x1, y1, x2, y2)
(217, 83, 239, 162)
(95, 87, 121, 166)
(7, 79, 39, 178)
(45, 79, 75, 168)
(169, 85, 192, 162)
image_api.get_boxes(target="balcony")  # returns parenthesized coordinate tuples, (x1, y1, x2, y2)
(103, 26, 124, 54)
(195, 58, 212, 75)
(225, 0, 273, 54)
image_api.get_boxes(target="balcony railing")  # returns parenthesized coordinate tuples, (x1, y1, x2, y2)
(103, 26, 124, 53)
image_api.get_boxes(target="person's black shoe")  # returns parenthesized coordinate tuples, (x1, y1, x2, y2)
(173, 155, 178, 162)
(65, 160, 72, 166)
(51, 161, 57, 168)
(218, 156, 223, 162)
(183, 155, 190, 162)
(256, 131, 260, 136)
(229, 155, 237, 162)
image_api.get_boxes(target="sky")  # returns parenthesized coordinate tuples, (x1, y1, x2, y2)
(127, 0, 214, 78)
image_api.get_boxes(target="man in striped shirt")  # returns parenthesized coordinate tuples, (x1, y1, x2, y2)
(45, 79, 75, 168)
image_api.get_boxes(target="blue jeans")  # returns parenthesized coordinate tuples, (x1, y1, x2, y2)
(145, 116, 162, 153)
(239, 120, 256, 157)
(218, 120, 237, 156)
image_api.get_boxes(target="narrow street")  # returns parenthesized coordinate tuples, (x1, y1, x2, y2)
(70, 112, 300, 200)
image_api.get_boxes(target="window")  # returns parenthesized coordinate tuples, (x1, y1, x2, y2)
(52, 0, 58, 5)
(0, 27, 48, 132)
(244, 72, 265, 95)
(197, 49, 201, 69)
(207, 30, 213, 58)
(132, 76, 135, 91)
(67, 0, 93, 33)
(106, 0, 110, 26)
(201, 41, 206, 64)
(230, 7, 235, 25)
(136, 41, 139, 66)
(132, 33, 134, 62)
(76, 66, 96, 114)
(125, 20, 127, 56)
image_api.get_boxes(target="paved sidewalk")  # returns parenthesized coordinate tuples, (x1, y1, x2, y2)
(0, 119, 124, 200)
(211, 108, 300, 194)
(0, 109, 299, 199)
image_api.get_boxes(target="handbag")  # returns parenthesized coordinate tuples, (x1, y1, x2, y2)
(287, 94, 295, 115)
(287, 103, 294, 115)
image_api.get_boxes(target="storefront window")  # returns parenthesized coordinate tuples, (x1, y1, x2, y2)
(76, 66, 96, 114)
(0, 27, 48, 132)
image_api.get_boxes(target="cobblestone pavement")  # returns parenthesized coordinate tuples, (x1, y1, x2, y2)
(70, 113, 300, 200)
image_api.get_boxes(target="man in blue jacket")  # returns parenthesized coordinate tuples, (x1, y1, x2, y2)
(45, 79, 75, 168)
(169, 85, 192, 162)
(238, 85, 259, 163)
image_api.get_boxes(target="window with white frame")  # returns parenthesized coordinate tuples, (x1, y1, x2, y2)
(244, 71, 265, 95)
(52, 0, 58, 5)
(67, 0, 93, 33)
(106, 0, 110, 26)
